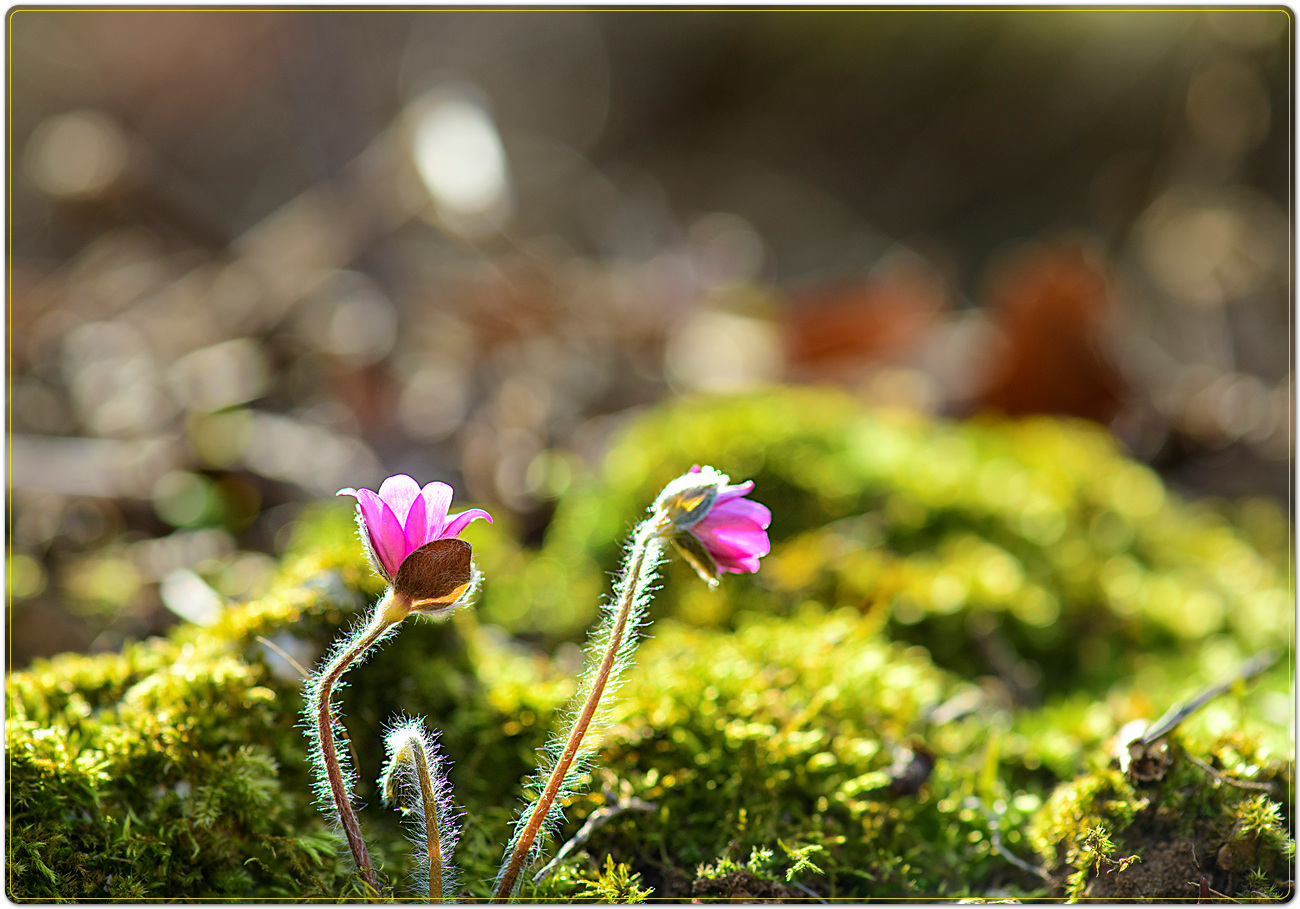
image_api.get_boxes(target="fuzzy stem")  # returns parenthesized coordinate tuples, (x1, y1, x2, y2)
(409, 737, 444, 903)
(492, 522, 661, 903)
(313, 609, 396, 896)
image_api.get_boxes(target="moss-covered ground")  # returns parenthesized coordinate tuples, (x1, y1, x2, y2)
(6, 389, 1293, 901)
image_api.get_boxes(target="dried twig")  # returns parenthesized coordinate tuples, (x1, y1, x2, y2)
(977, 799, 1052, 884)
(789, 881, 829, 904)
(1184, 752, 1276, 792)
(255, 635, 310, 680)
(1187, 879, 1241, 903)
(530, 795, 657, 885)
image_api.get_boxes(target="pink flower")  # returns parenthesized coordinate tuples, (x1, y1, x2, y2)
(685, 468, 770, 575)
(657, 465, 770, 583)
(338, 475, 492, 583)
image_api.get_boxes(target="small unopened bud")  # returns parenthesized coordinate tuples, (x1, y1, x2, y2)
(380, 719, 460, 903)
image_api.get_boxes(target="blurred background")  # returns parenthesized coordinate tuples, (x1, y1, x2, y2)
(6, 9, 1292, 668)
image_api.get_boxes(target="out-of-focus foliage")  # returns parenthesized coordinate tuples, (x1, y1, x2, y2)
(7, 395, 1292, 901)
(8, 9, 1291, 674)
(481, 388, 1289, 697)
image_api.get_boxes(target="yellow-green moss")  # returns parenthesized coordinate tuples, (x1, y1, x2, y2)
(1030, 739, 1293, 902)
(484, 390, 1290, 699)
(6, 389, 1292, 901)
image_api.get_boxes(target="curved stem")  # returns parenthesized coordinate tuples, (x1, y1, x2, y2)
(314, 612, 394, 897)
(492, 525, 659, 903)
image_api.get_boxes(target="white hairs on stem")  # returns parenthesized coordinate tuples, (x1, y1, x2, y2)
(492, 519, 666, 901)
(299, 556, 479, 891)
(301, 608, 400, 871)
(380, 718, 462, 902)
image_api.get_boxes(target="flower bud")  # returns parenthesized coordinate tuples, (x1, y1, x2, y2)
(656, 465, 771, 587)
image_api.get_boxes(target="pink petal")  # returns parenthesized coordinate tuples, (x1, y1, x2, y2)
(341, 476, 494, 577)
(695, 524, 771, 561)
(701, 496, 771, 530)
(419, 482, 454, 535)
(442, 508, 493, 539)
(343, 487, 407, 578)
(716, 553, 763, 574)
(404, 492, 431, 551)
(377, 474, 422, 525)
(713, 480, 756, 506)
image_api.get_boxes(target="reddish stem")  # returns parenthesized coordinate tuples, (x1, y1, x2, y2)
(492, 530, 656, 902)
(314, 616, 393, 897)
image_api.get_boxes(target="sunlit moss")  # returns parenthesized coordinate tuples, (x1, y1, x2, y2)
(496, 389, 1290, 698)
(1029, 737, 1293, 902)
(5, 389, 1292, 901)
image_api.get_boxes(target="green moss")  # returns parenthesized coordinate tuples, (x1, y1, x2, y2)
(6, 389, 1292, 901)
(575, 855, 653, 903)
(484, 390, 1289, 698)
(1029, 737, 1293, 902)
(5, 527, 380, 901)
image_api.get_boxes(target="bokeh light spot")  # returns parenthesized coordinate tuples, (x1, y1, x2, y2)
(7, 553, 48, 600)
(411, 89, 511, 236)
(152, 470, 218, 528)
(25, 110, 128, 199)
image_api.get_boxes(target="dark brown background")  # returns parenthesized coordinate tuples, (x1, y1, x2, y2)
(7, 9, 1292, 666)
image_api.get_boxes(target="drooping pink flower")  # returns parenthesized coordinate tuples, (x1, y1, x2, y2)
(685, 467, 770, 575)
(338, 475, 492, 582)
(656, 465, 770, 583)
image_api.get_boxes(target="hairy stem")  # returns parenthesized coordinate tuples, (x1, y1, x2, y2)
(313, 612, 395, 896)
(492, 523, 660, 903)
(410, 737, 444, 903)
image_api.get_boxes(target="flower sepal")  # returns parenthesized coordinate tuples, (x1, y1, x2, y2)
(380, 538, 475, 624)
(354, 510, 395, 584)
(652, 467, 725, 531)
(669, 528, 723, 588)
